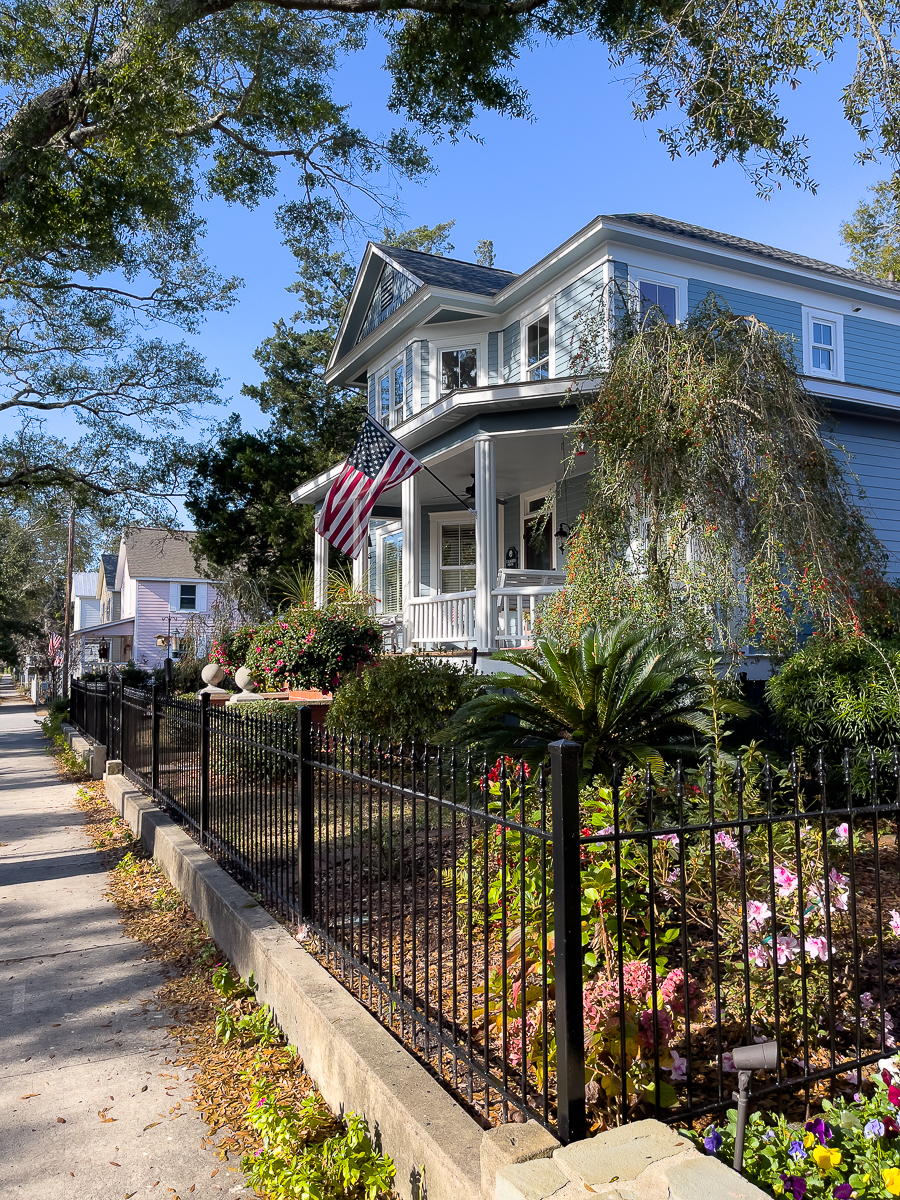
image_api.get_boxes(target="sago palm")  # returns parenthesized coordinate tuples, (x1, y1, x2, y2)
(443, 618, 724, 780)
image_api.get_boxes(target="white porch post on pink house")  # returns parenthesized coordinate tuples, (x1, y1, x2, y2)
(401, 473, 420, 648)
(313, 526, 329, 609)
(474, 433, 497, 652)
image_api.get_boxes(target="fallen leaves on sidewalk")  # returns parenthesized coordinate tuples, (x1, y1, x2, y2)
(74, 781, 326, 1188)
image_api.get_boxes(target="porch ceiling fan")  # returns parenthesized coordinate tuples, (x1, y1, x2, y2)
(463, 474, 507, 504)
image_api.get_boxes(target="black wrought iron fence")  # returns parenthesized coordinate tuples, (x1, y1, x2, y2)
(68, 677, 900, 1144)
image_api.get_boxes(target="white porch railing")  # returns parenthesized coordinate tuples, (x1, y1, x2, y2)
(407, 579, 564, 649)
(407, 591, 477, 646)
(494, 586, 561, 647)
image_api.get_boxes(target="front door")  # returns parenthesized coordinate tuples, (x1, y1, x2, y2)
(523, 497, 553, 570)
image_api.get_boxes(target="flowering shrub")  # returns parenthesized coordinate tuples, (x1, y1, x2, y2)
(221, 604, 381, 693)
(690, 1057, 900, 1198)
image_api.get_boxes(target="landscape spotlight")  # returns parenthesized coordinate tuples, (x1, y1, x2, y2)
(732, 1040, 778, 1174)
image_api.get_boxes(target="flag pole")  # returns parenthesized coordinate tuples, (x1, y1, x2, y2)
(418, 463, 476, 513)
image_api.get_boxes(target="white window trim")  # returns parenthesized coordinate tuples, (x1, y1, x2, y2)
(803, 307, 843, 380)
(628, 268, 688, 325)
(520, 485, 559, 572)
(431, 336, 484, 396)
(429, 510, 476, 595)
(372, 520, 401, 612)
(520, 306, 555, 381)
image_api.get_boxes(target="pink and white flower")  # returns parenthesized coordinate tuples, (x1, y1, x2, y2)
(834, 823, 849, 843)
(775, 866, 798, 898)
(721, 1051, 737, 1072)
(668, 1050, 688, 1080)
(889, 910, 900, 937)
(747, 900, 772, 931)
(715, 830, 739, 853)
(804, 936, 830, 961)
(775, 934, 800, 965)
(749, 945, 770, 967)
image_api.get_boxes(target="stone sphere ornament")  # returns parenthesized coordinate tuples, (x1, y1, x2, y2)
(196, 661, 229, 697)
(227, 665, 261, 704)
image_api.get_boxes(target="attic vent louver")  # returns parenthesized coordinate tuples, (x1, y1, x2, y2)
(380, 269, 394, 312)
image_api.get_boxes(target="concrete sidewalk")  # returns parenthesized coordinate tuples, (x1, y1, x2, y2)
(0, 677, 247, 1198)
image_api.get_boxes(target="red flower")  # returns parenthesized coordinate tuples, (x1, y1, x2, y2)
(890, 1085, 900, 1108)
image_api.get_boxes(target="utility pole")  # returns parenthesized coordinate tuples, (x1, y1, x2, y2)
(62, 502, 75, 701)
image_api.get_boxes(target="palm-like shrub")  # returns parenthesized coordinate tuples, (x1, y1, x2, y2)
(443, 619, 722, 779)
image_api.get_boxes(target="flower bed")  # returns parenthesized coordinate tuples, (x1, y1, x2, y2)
(692, 1058, 900, 1197)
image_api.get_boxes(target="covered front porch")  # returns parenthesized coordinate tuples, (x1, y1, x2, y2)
(299, 415, 591, 653)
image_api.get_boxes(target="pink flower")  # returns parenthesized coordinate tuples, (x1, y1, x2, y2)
(715, 830, 738, 852)
(659, 968, 702, 1019)
(775, 866, 798, 898)
(775, 934, 800, 965)
(721, 1051, 736, 1072)
(750, 945, 770, 967)
(655, 833, 679, 845)
(834, 823, 849, 843)
(889, 911, 900, 937)
(804, 936, 829, 961)
(668, 1049, 688, 1080)
(747, 900, 772, 931)
(829, 868, 848, 888)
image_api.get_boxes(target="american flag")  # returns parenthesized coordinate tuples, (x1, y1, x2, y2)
(315, 418, 421, 558)
(48, 632, 64, 666)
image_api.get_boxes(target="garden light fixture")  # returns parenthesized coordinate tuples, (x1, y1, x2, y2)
(732, 1039, 779, 1173)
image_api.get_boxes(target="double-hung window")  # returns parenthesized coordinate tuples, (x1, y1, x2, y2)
(179, 584, 196, 611)
(804, 309, 842, 379)
(639, 281, 677, 325)
(377, 361, 406, 428)
(526, 316, 550, 379)
(440, 348, 477, 394)
(812, 321, 835, 372)
(379, 374, 391, 426)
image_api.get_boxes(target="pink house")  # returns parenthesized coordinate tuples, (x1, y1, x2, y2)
(76, 528, 223, 671)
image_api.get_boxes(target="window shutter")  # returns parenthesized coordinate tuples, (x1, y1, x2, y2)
(420, 341, 430, 406)
(502, 322, 520, 382)
(405, 344, 414, 418)
(195, 583, 208, 611)
(488, 331, 499, 384)
(169, 582, 179, 611)
(368, 374, 377, 419)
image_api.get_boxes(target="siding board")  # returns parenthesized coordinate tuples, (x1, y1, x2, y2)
(554, 263, 605, 376)
(832, 415, 900, 573)
(688, 279, 802, 362)
(844, 315, 900, 392)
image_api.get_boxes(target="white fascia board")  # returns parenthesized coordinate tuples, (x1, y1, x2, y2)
(327, 244, 426, 374)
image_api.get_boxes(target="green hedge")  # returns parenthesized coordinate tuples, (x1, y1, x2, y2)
(326, 654, 477, 743)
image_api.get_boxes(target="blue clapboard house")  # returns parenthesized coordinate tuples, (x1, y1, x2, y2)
(291, 213, 900, 657)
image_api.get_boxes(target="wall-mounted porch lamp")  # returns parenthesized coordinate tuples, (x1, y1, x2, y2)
(554, 522, 571, 550)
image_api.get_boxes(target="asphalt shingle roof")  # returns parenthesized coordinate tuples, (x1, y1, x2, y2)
(122, 528, 209, 580)
(609, 213, 900, 293)
(374, 244, 518, 296)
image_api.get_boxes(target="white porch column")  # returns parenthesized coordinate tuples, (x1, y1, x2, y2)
(352, 539, 367, 593)
(474, 433, 497, 653)
(401, 473, 420, 649)
(313, 524, 329, 609)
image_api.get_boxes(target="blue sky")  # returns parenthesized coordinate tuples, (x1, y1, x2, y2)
(195, 33, 881, 434)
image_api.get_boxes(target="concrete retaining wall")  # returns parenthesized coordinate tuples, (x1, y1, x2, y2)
(103, 771, 483, 1200)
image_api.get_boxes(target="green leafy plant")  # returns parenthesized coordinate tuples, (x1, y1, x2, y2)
(442, 618, 726, 780)
(229, 604, 381, 693)
(689, 1059, 900, 1198)
(327, 653, 477, 742)
(243, 1086, 395, 1200)
(767, 635, 900, 754)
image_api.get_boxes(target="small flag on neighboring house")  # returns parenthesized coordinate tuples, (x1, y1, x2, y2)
(48, 633, 64, 666)
(315, 417, 421, 558)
